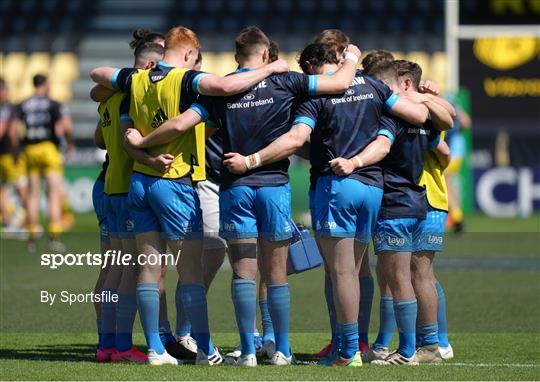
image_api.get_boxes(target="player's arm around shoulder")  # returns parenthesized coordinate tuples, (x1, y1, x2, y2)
(196, 59, 290, 96)
(313, 44, 361, 94)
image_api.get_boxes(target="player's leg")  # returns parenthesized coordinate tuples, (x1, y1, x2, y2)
(219, 185, 258, 366)
(375, 250, 417, 365)
(411, 250, 441, 363)
(367, 258, 394, 361)
(257, 254, 275, 356)
(44, 171, 63, 248)
(358, 246, 374, 354)
(110, 196, 147, 362)
(152, 178, 221, 364)
(257, 184, 294, 366)
(25, 170, 40, 251)
(198, 180, 227, 291)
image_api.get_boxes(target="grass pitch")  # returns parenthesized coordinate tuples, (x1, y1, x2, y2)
(1, 213, 539, 380)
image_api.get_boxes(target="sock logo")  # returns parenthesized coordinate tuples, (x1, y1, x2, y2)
(151, 108, 168, 129)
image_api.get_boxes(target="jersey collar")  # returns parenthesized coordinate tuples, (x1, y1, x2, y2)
(235, 67, 255, 73)
(157, 60, 174, 68)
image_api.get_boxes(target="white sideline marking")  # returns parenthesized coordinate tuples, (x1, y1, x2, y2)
(438, 362, 539, 368)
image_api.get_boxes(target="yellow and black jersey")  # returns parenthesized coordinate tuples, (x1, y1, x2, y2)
(419, 132, 448, 212)
(98, 92, 133, 195)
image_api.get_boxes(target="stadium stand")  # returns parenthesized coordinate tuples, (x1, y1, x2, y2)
(0, 0, 447, 141)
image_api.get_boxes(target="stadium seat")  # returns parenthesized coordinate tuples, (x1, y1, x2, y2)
(50, 53, 80, 83)
(27, 52, 51, 77)
(3, 53, 27, 84)
(50, 81, 72, 103)
(430, 52, 448, 94)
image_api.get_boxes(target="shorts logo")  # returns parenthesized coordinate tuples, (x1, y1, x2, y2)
(323, 221, 337, 230)
(223, 222, 235, 232)
(126, 219, 135, 232)
(387, 236, 405, 246)
(428, 235, 443, 244)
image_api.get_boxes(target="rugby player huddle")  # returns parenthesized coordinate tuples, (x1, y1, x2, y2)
(89, 26, 454, 367)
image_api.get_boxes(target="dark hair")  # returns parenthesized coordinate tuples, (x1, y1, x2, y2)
(393, 59, 422, 90)
(33, 74, 48, 88)
(134, 41, 165, 59)
(313, 29, 350, 55)
(368, 61, 399, 87)
(361, 50, 394, 76)
(130, 28, 165, 52)
(269, 40, 279, 62)
(235, 26, 270, 60)
(298, 43, 340, 74)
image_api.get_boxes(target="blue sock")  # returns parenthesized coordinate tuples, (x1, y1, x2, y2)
(337, 322, 359, 359)
(182, 283, 214, 355)
(100, 288, 116, 349)
(259, 299, 275, 343)
(175, 281, 191, 337)
(159, 320, 176, 346)
(324, 276, 336, 342)
(436, 281, 449, 347)
(358, 276, 374, 345)
(115, 293, 137, 352)
(373, 295, 395, 349)
(96, 319, 102, 348)
(232, 279, 256, 356)
(394, 299, 417, 358)
(136, 283, 165, 354)
(417, 322, 439, 347)
(267, 284, 291, 357)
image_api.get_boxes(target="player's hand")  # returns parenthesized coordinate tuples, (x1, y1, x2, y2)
(345, 44, 362, 59)
(419, 80, 440, 96)
(329, 157, 354, 176)
(268, 59, 290, 74)
(151, 154, 174, 173)
(223, 152, 248, 174)
(124, 128, 144, 148)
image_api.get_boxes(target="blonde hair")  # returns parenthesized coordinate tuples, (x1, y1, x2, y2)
(165, 26, 201, 50)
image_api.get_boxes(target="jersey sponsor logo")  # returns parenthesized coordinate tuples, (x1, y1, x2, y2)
(101, 108, 112, 128)
(251, 80, 267, 90)
(226, 97, 274, 109)
(151, 108, 168, 128)
(346, 89, 355, 96)
(244, 93, 255, 100)
(330, 93, 374, 105)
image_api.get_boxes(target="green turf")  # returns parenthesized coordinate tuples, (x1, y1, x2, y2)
(1, 214, 539, 380)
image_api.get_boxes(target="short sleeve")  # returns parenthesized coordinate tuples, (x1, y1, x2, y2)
(427, 124, 441, 150)
(188, 94, 215, 123)
(367, 76, 398, 111)
(377, 113, 399, 145)
(292, 98, 322, 129)
(281, 72, 310, 96)
(112, 68, 138, 92)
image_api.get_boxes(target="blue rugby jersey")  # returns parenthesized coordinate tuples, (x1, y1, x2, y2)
(293, 70, 398, 189)
(198, 69, 311, 189)
(205, 127, 223, 183)
(378, 113, 441, 219)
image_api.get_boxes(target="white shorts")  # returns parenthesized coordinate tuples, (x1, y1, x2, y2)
(197, 179, 227, 250)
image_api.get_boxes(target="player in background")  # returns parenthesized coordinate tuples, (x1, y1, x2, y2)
(11, 74, 73, 251)
(311, 30, 377, 358)
(91, 25, 290, 366)
(125, 26, 362, 366)
(0, 78, 28, 233)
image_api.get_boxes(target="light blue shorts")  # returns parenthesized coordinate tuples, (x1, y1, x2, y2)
(92, 179, 109, 243)
(313, 175, 383, 243)
(414, 206, 447, 252)
(106, 194, 135, 239)
(219, 183, 293, 241)
(128, 172, 202, 241)
(373, 217, 422, 253)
